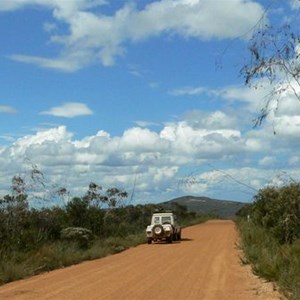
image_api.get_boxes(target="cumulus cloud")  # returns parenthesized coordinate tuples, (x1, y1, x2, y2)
(0, 113, 250, 200)
(40, 102, 93, 118)
(3, 0, 265, 71)
(272, 115, 300, 137)
(0, 115, 300, 202)
(183, 110, 238, 129)
(1, 103, 300, 202)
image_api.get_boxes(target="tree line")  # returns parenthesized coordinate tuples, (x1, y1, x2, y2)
(0, 168, 198, 264)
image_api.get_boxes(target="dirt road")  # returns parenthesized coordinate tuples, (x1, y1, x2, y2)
(0, 220, 283, 300)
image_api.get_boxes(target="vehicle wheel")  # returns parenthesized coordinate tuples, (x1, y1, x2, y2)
(147, 238, 152, 244)
(167, 235, 173, 243)
(178, 232, 181, 240)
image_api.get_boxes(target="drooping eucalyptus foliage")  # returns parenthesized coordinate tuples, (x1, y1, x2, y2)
(241, 1, 300, 127)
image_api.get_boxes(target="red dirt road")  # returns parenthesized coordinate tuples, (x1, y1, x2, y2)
(0, 220, 283, 300)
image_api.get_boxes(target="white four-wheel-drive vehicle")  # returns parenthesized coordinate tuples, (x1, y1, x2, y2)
(146, 212, 181, 244)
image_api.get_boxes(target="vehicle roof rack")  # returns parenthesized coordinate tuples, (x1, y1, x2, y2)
(153, 209, 173, 213)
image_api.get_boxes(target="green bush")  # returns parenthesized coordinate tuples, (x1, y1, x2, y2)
(236, 182, 300, 299)
(239, 183, 300, 244)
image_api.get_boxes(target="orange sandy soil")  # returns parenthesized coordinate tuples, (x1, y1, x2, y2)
(0, 220, 285, 300)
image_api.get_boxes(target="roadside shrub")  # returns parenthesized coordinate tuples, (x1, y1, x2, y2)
(236, 183, 300, 299)
(86, 206, 105, 236)
(30, 207, 68, 242)
(240, 183, 300, 244)
(65, 197, 89, 228)
(61, 227, 94, 249)
(237, 219, 300, 300)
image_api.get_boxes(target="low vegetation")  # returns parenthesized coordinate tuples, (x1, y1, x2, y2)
(236, 183, 300, 300)
(0, 173, 208, 286)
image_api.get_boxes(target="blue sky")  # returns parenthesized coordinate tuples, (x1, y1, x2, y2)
(1, 0, 300, 205)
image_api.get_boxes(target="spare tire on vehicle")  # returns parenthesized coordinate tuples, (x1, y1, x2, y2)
(152, 224, 164, 237)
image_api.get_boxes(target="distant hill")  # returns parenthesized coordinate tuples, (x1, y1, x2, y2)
(161, 195, 247, 219)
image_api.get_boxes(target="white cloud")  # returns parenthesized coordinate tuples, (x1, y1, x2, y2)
(252, 88, 300, 141)
(179, 167, 262, 196)
(10, 55, 87, 72)
(180, 167, 300, 198)
(0, 0, 106, 12)
(219, 85, 270, 112)
(134, 120, 160, 128)
(170, 84, 270, 113)
(170, 79, 300, 154)
(43, 22, 57, 33)
(0, 105, 17, 113)
(171, 80, 300, 142)
(259, 156, 276, 166)
(1, 117, 300, 202)
(160, 121, 243, 162)
(276, 96, 300, 117)
(184, 110, 238, 129)
(40, 102, 93, 118)
(0, 117, 246, 199)
(4, 0, 265, 71)
(290, 0, 300, 10)
(245, 138, 265, 152)
(272, 115, 300, 138)
(169, 86, 209, 97)
(289, 156, 300, 165)
(11, 126, 73, 156)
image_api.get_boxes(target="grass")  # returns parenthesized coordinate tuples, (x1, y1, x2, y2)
(0, 233, 146, 286)
(236, 219, 300, 300)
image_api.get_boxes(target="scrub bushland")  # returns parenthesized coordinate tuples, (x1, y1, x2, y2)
(0, 178, 207, 285)
(236, 183, 300, 300)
